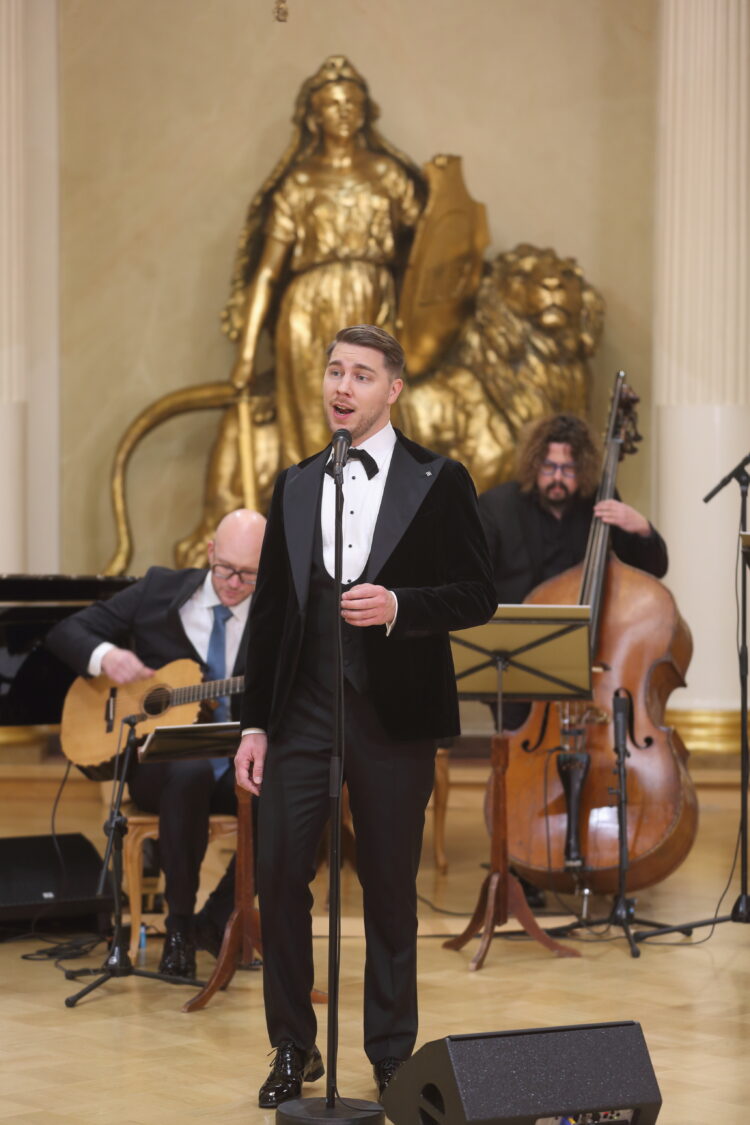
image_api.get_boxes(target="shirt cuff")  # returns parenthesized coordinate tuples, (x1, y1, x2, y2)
(241, 727, 266, 737)
(88, 642, 115, 677)
(385, 591, 398, 636)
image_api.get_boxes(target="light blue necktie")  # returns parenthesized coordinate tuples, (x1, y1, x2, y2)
(206, 603, 233, 779)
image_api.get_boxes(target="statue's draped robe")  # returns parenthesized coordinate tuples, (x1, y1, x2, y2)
(267, 158, 420, 464)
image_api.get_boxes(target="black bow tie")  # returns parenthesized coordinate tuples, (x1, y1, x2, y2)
(325, 447, 379, 480)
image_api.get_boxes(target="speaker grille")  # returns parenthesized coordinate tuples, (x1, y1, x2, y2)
(383, 1021, 661, 1125)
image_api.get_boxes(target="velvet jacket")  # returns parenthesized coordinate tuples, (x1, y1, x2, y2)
(239, 430, 497, 743)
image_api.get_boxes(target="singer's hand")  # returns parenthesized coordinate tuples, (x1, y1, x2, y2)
(235, 732, 267, 795)
(341, 584, 397, 628)
(101, 648, 155, 685)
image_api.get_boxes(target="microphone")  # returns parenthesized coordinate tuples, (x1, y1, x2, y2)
(613, 691, 629, 754)
(330, 428, 352, 475)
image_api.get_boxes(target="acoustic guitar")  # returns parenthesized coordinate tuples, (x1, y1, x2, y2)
(59, 658, 245, 771)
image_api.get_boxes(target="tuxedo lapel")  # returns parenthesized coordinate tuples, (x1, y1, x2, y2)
(365, 439, 443, 582)
(283, 451, 327, 613)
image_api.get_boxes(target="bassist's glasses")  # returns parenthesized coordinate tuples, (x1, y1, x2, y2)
(539, 460, 577, 479)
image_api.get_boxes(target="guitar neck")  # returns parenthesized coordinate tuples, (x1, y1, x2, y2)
(169, 675, 245, 707)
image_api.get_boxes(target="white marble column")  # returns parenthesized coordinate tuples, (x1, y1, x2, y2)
(654, 0, 750, 751)
(0, 0, 27, 571)
(0, 0, 59, 573)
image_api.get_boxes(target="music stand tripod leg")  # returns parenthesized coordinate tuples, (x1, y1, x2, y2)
(183, 785, 262, 1012)
(445, 732, 578, 966)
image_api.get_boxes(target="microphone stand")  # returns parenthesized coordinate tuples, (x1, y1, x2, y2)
(636, 450, 750, 943)
(278, 450, 383, 1122)
(64, 716, 202, 1006)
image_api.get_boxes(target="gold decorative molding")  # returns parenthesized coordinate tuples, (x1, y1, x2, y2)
(665, 709, 744, 755)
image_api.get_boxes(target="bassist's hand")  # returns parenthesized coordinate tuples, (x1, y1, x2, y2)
(101, 647, 155, 685)
(593, 499, 651, 537)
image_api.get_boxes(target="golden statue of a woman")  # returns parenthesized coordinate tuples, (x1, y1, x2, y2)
(173, 55, 426, 565)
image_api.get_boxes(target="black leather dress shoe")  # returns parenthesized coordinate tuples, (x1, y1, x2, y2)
(373, 1056, 404, 1097)
(194, 913, 224, 959)
(158, 929, 196, 979)
(258, 1041, 324, 1109)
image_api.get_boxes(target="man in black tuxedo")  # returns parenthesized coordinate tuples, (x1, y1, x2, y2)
(234, 324, 497, 1109)
(46, 508, 266, 978)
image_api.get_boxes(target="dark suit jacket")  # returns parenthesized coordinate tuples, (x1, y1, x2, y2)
(240, 431, 497, 743)
(45, 566, 249, 720)
(478, 481, 669, 604)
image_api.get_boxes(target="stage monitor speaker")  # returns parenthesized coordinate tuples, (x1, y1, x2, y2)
(382, 1020, 661, 1125)
(0, 833, 113, 928)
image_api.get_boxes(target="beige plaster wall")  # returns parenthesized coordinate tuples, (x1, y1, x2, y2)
(60, 0, 657, 574)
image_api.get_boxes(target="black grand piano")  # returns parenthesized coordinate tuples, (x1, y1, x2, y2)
(0, 574, 135, 729)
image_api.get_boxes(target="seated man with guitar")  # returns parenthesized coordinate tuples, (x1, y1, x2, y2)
(46, 508, 266, 979)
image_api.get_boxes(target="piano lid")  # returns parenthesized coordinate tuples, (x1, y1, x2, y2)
(0, 573, 136, 726)
(0, 573, 137, 605)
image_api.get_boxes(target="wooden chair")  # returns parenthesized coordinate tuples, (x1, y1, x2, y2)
(121, 803, 237, 960)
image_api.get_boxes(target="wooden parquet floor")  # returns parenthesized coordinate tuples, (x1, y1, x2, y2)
(0, 770, 747, 1124)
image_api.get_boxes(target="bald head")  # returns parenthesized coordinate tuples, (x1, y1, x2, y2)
(207, 508, 267, 607)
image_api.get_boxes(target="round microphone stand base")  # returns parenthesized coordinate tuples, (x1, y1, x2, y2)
(276, 1097, 384, 1123)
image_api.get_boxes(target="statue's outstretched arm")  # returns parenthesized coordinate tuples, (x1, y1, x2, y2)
(103, 381, 238, 575)
(230, 235, 289, 390)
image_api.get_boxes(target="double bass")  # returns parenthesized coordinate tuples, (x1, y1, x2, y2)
(505, 374, 698, 894)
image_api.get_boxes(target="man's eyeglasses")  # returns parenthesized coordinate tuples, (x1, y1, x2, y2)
(539, 460, 577, 479)
(211, 563, 258, 586)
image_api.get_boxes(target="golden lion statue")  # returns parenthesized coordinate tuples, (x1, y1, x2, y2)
(400, 243, 605, 494)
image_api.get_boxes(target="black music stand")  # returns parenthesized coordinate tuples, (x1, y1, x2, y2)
(443, 604, 591, 968)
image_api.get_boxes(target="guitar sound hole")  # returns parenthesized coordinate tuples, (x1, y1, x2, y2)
(143, 687, 171, 717)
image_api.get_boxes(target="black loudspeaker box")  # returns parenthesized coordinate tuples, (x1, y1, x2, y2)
(0, 833, 113, 930)
(382, 1020, 661, 1125)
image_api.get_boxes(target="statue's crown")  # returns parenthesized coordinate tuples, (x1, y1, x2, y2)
(307, 55, 367, 94)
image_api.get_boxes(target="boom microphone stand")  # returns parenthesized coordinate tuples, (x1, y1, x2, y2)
(278, 429, 383, 1123)
(636, 449, 750, 943)
(64, 716, 200, 1006)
